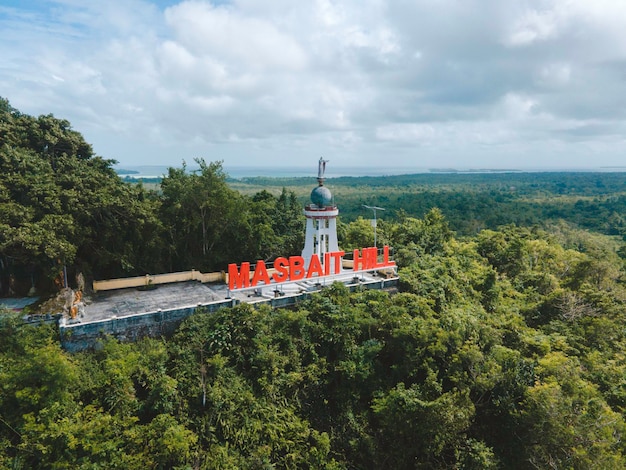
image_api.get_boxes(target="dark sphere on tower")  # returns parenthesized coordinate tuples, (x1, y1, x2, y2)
(310, 186, 332, 207)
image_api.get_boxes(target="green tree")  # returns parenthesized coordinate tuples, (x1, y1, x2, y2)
(0, 98, 165, 290)
(160, 159, 244, 271)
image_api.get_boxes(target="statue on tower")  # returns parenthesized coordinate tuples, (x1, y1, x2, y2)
(317, 157, 328, 180)
(311, 158, 333, 207)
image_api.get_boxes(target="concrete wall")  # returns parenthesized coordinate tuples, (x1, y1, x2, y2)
(59, 299, 237, 352)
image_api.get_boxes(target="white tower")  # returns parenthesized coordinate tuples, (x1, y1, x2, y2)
(301, 158, 341, 273)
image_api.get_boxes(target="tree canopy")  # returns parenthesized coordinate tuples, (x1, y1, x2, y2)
(2, 212, 626, 468)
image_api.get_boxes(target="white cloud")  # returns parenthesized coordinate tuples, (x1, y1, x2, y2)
(506, 7, 562, 47)
(1, 0, 626, 169)
(499, 93, 540, 120)
(536, 63, 571, 87)
(376, 123, 436, 143)
(164, 2, 308, 71)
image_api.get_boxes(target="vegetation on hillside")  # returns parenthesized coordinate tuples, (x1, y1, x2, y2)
(1, 98, 626, 468)
(2, 217, 626, 468)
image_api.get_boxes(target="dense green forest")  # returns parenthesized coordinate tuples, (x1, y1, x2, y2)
(2, 99, 626, 468)
(230, 171, 626, 238)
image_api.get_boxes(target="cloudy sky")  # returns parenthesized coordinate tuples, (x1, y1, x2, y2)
(2, 0, 626, 171)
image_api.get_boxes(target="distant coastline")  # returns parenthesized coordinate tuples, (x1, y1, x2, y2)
(114, 164, 626, 180)
(428, 168, 523, 174)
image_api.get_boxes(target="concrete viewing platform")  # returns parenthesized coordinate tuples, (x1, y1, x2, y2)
(80, 281, 226, 323)
(59, 271, 399, 352)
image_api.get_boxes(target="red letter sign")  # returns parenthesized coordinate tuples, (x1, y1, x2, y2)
(228, 262, 250, 290)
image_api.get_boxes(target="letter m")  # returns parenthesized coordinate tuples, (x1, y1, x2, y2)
(228, 263, 250, 290)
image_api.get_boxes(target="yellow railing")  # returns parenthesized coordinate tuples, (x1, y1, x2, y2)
(93, 269, 225, 292)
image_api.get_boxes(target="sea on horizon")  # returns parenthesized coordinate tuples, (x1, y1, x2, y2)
(114, 164, 434, 179)
(114, 164, 626, 179)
